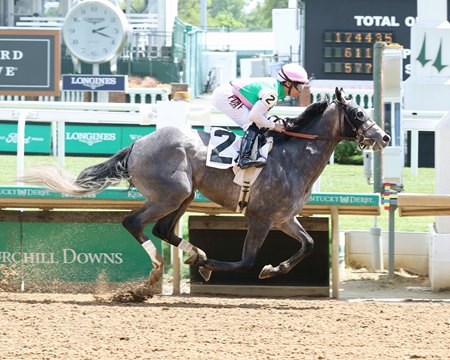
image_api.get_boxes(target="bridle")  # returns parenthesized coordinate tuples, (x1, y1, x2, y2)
(278, 100, 375, 148)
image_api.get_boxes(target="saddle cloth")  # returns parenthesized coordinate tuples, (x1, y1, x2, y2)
(206, 127, 273, 212)
(206, 127, 272, 173)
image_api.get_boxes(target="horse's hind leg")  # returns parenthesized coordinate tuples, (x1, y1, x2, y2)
(122, 196, 192, 286)
(152, 193, 212, 281)
(151, 192, 193, 245)
(259, 216, 314, 279)
(122, 201, 165, 285)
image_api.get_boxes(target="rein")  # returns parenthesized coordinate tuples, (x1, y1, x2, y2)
(281, 130, 358, 142)
(275, 100, 367, 144)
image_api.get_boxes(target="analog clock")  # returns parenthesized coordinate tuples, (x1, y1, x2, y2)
(62, 0, 129, 64)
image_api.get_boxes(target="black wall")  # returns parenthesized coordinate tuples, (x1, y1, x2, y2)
(189, 216, 329, 287)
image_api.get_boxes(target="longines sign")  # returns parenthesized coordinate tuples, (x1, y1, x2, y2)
(62, 74, 127, 91)
(0, 29, 61, 96)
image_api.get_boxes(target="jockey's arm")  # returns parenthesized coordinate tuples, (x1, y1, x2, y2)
(248, 89, 278, 129)
(248, 101, 275, 129)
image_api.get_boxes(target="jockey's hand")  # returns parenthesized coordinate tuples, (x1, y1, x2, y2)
(274, 123, 285, 133)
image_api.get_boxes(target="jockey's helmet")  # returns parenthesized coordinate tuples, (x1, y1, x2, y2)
(277, 63, 309, 88)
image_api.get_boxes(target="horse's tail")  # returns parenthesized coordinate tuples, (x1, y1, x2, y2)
(21, 143, 134, 196)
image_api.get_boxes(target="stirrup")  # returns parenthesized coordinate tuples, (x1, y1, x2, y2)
(239, 157, 266, 169)
(254, 156, 267, 168)
(238, 158, 252, 169)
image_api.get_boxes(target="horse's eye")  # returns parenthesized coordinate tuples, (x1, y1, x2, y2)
(356, 110, 365, 120)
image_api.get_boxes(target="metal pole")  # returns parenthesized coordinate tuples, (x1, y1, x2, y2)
(200, 0, 207, 29)
(373, 42, 385, 194)
(298, 1, 306, 66)
(388, 201, 397, 278)
(93, 63, 99, 102)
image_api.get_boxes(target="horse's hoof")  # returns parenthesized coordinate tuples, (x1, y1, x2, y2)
(184, 248, 208, 266)
(258, 264, 274, 279)
(149, 267, 163, 286)
(198, 267, 212, 282)
(184, 254, 196, 265)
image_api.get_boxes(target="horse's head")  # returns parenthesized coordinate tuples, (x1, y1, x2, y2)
(335, 87, 390, 151)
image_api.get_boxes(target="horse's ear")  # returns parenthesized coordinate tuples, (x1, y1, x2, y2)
(335, 87, 343, 102)
(335, 87, 348, 104)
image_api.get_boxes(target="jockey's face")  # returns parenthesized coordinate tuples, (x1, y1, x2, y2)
(283, 81, 302, 97)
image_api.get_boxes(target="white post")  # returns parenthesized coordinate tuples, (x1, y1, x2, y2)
(409, 0, 450, 291)
(331, 206, 340, 299)
(370, 220, 383, 271)
(435, 112, 450, 233)
(51, 121, 57, 156)
(430, 112, 450, 290)
(57, 121, 65, 167)
(172, 221, 182, 295)
(16, 111, 29, 185)
(411, 130, 419, 176)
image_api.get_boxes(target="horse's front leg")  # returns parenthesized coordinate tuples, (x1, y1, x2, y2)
(141, 240, 164, 285)
(197, 220, 271, 274)
(259, 216, 314, 279)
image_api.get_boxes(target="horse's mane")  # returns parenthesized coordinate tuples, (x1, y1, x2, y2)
(268, 99, 330, 142)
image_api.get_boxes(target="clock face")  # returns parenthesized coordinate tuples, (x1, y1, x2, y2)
(63, 0, 128, 64)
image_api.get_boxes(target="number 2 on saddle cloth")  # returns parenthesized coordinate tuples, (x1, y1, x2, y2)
(206, 128, 271, 169)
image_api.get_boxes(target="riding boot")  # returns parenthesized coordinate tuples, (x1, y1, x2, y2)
(254, 133, 268, 168)
(238, 128, 267, 169)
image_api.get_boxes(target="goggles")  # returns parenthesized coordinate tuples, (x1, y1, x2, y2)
(293, 82, 306, 91)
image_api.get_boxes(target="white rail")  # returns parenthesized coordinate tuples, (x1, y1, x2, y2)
(0, 100, 209, 175)
(0, 102, 152, 175)
(310, 87, 374, 109)
(0, 87, 170, 104)
(16, 15, 158, 30)
(127, 88, 170, 104)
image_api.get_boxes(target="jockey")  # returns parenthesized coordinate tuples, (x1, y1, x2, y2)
(211, 63, 309, 169)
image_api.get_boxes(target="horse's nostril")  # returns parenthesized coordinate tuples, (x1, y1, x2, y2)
(383, 135, 391, 142)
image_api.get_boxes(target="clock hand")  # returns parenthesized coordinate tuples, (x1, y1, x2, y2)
(95, 31, 114, 39)
(92, 26, 108, 33)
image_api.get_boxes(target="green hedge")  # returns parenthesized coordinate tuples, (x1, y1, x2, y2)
(333, 142, 363, 165)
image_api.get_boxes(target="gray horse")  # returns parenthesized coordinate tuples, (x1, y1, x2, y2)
(23, 88, 390, 284)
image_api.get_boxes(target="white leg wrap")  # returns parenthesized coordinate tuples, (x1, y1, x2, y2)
(178, 240, 195, 255)
(142, 240, 161, 265)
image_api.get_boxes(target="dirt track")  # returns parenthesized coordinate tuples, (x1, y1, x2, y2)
(1, 281, 450, 360)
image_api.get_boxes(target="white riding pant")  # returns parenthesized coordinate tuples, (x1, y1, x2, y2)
(211, 82, 252, 131)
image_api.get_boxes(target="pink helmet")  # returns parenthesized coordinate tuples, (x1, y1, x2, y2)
(277, 63, 309, 84)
